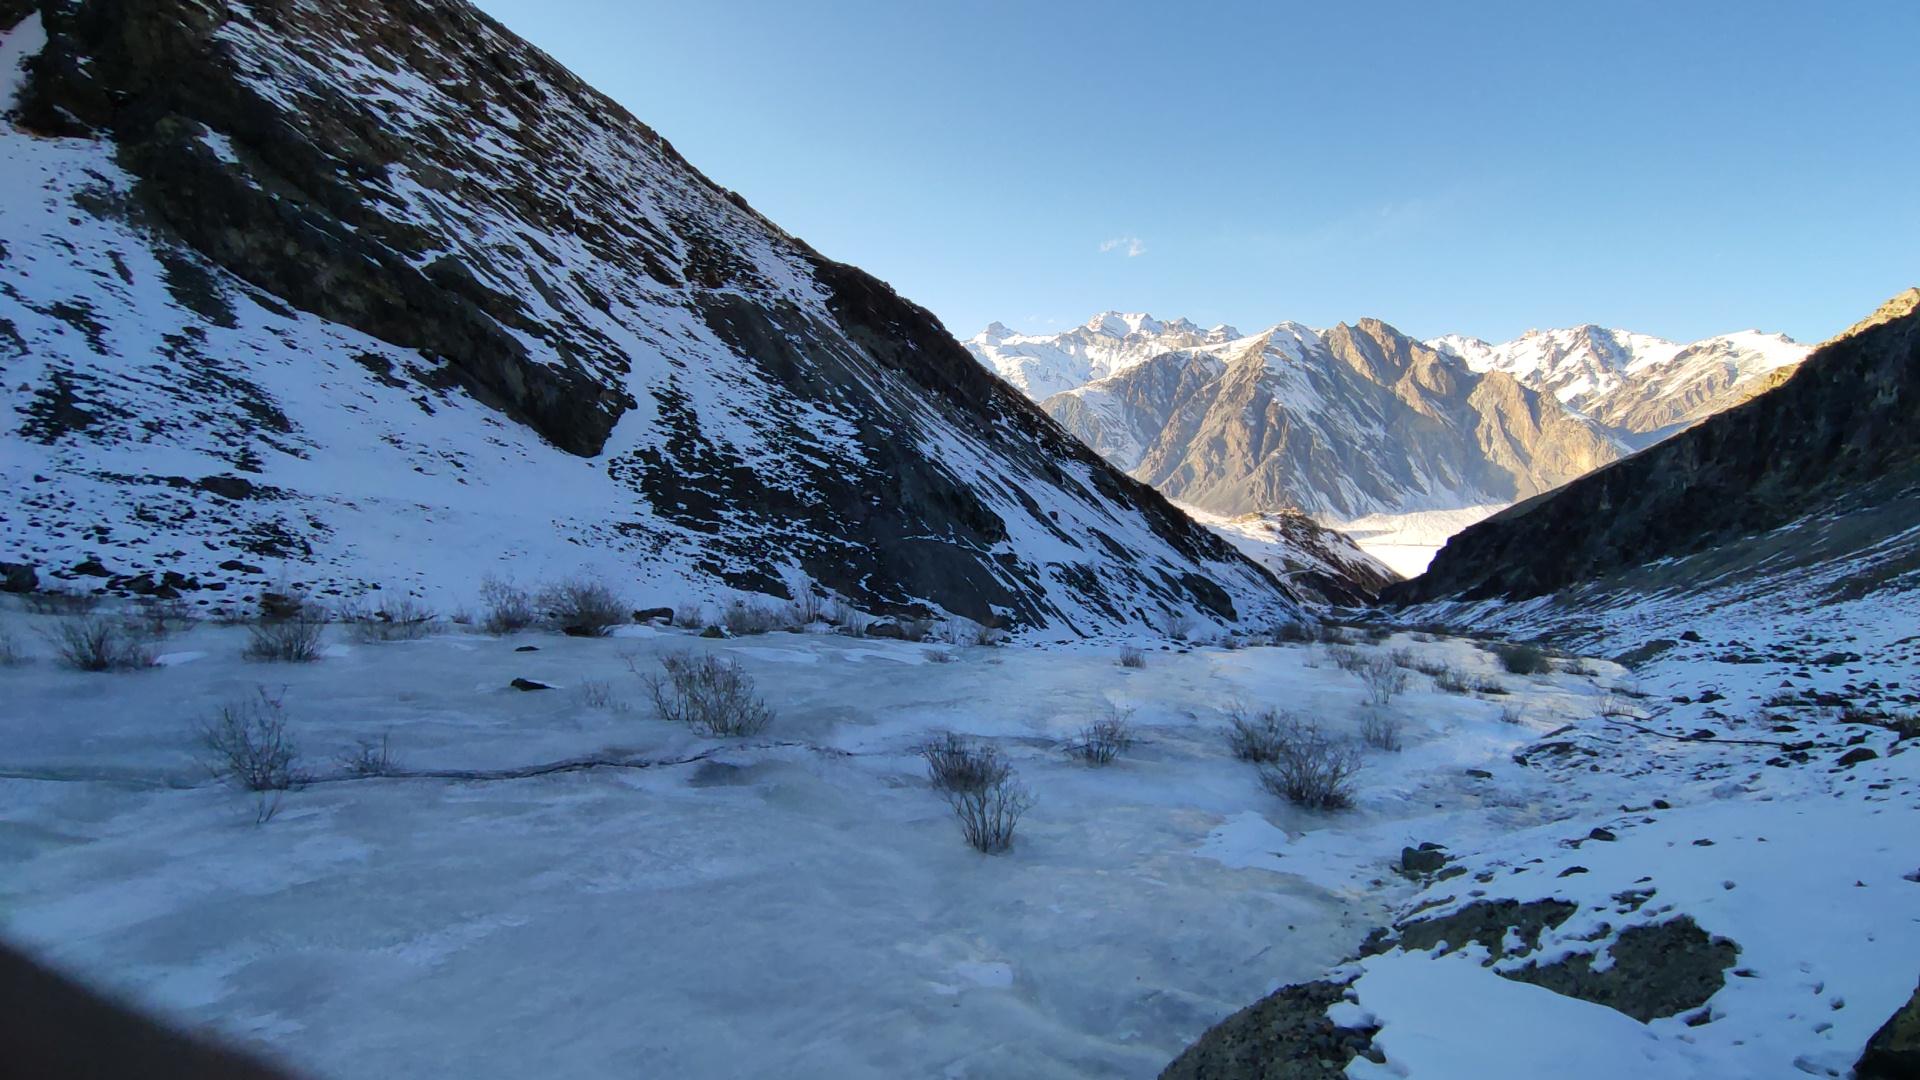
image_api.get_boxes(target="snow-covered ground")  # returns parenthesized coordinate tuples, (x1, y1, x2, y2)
(1328, 505, 1505, 579)
(4, 581, 1912, 1078)
(3, 604, 1605, 1078)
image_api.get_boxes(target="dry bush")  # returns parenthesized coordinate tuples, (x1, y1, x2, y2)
(1272, 621, 1315, 645)
(1560, 656, 1601, 677)
(1494, 641, 1552, 675)
(540, 577, 626, 637)
(338, 733, 398, 777)
(1499, 705, 1526, 725)
(644, 651, 772, 736)
(479, 577, 538, 635)
(1117, 646, 1147, 669)
(1071, 706, 1135, 766)
(1326, 645, 1369, 673)
(721, 598, 780, 636)
(133, 598, 196, 639)
(244, 609, 324, 662)
(920, 732, 1009, 793)
(1356, 656, 1410, 707)
(1360, 708, 1403, 752)
(1473, 674, 1510, 696)
(1433, 666, 1474, 694)
(1256, 717, 1362, 810)
(950, 774, 1031, 854)
(783, 590, 827, 628)
(25, 588, 98, 616)
(1320, 625, 1358, 646)
(48, 616, 159, 672)
(1226, 706, 1289, 764)
(1158, 610, 1196, 641)
(201, 688, 304, 821)
(342, 594, 436, 643)
(927, 648, 961, 664)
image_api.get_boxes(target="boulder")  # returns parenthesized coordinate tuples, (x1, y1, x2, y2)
(1858, 978, 1920, 1079)
(0, 561, 37, 594)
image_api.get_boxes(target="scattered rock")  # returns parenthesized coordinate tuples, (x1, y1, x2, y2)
(865, 621, 905, 640)
(71, 557, 113, 578)
(1505, 918, 1737, 1022)
(1679, 630, 1704, 643)
(1388, 899, 1577, 959)
(1558, 866, 1589, 878)
(1856, 978, 1920, 1079)
(1838, 747, 1880, 767)
(509, 678, 552, 691)
(218, 559, 264, 575)
(514, 645, 539, 653)
(1400, 846, 1448, 875)
(1465, 768, 1493, 779)
(1159, 979, 1381, 1080)
(1588, 828, 1617, 842)
(634, 607, 674, 623)
(1652, 799, 1672, 810)
(0, 561, 38, 594)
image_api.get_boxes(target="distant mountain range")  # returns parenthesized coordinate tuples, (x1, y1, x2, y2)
(966, 314, 1808, 575)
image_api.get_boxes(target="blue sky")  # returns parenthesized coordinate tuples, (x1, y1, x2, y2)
(474, 0, 1918, 344)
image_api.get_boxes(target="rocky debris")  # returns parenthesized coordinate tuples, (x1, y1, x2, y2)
(1399, 844, 1448, 875)
(1837, 747, 1880, 767)
(1158, 980, 1382, 1080)
(1857, 978, 1920, 1079)
(508, 678, 551, 691)
(1505, 918, 1737, 1022)
(513, 645, 539, 653)
(0, 561, 37, 593)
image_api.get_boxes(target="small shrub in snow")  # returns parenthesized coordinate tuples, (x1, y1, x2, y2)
(480, 577, 538, 635)
(1356, 656, 1410, 707)
(1226, 707, 1289, 764)
(1495, 641, 1552, 676)
(1499, 705, 1525, 725)
(1433, 666, 1474, 694)
(1117, 646, 1147, 669)
(920, 732, 1009, 793)
(1158, 610, 1195, 641)
(1272, 621, 1315, 645)
(1256, 718, 1362, 811)
(577, 678, 626, 710)
(721, 598, 780, 636)
(1360, 708, 1403, 752)
(1561, 656, 1601, 678)
(949, 773, 1031, 854)
(1071, 706, 1135, 766)
(1473, 674, 1510, 695)
(645, 651, 772, 737)
(48, 616, 158, 672)
(200, 689, 303, 822)
(244, 609, 325, 663)
(1326, 645, 1369, 673)
(25, 587, 98, 616)
(1320, 625, 1359, 646)
(342, 595, 436, 643)
(338, 733, 398, 778)
(540, 577, 626, 637)
(783, 590, 827, 629)
(1390, 647, 1418, 669)
(133, 597, 196, 639)
(926, 647, 961, 664)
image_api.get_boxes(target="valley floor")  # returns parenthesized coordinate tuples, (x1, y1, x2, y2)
(2, 594, 1913, 1078)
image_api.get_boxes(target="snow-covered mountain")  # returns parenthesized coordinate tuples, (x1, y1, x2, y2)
(1428, 325, 1807, 446)
(966, 313, 1808, 572)
(0, 0, 1301, 636)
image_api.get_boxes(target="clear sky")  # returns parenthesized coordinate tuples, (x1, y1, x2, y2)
(473, 0, 1918, 345)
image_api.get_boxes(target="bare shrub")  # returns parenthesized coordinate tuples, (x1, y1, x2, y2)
(721, 598, 780, 636)
(1356, 656, 1410, 707)
(1389, 647, 1418, 669)
(342, 594, 436, 643)
(919, 732, 1009, 793)
(1320, 624, 1358, 646)
(578, 679, 616, 708)
(1226, 707, 1289, 763)
(1326, 645, 1369, 673)
(200, 688, 303, 821)
(1220, 635, 1245, 652)
(926, 647, 961, 664)
(338, 733, 398, 777)
(1071, 706, 1135, 766)
(1256, 717, 1362, 810)
(1360, 708, 1403, 752)
(1272, 621, 1315, 645)
(25, 587, 98, 616)
(480, 577, 538, 635)
(644, 651, 772, 736)
(133, 597, 196, 639)
(1117, 646, 1147, 669)
(1473, 675, 1510, 695)
(950, 774, 1031, 854)
(783, 590, 827, 628)
(48, 616, 158, 671)
(244, 610, 324, 663)
(540, 577, 626, 637)
(1433, 666, 1474, 694)
(1410, 656, 1451, 678)
(1158, 609, 1196, 641)
(1499, 705, 1525, 725)
(1561, 656, 1601, 677)
(1494, 641, 1552, 675)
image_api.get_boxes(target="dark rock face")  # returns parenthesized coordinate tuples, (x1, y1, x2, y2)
(1857, 978, 1920, 1080)
(1503, 918, 1736, 1022)
(1392, 291, 1920, 604)
(0, 0, 1297, 633)
(1158, 980, 1381, 1080)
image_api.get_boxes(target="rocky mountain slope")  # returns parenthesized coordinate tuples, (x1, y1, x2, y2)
(1392, 289, 1920, 607)
(1176, 506, 1398, 608)
(969, 315, 1807, 532)
(0, 0, 1302, 635)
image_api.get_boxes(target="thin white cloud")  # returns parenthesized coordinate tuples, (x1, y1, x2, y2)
(1099, 235, 1146, 258)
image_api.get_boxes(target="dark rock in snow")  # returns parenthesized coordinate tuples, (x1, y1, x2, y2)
(1158, 979, 1381, 1080)
(1838, 747, 1880, 767)
(0, 562, 38, 593)
(1400, 846, 1448, 875)
(1857, 978, 1920, 1080)
(509, 678, 551, 691)
(634, 607, 674, 623)
(513, 645, 538, 652)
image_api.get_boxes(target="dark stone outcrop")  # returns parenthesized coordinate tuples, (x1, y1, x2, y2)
(1857, 978, 1920, 1079)
(1158, 980, 1381, 1080)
